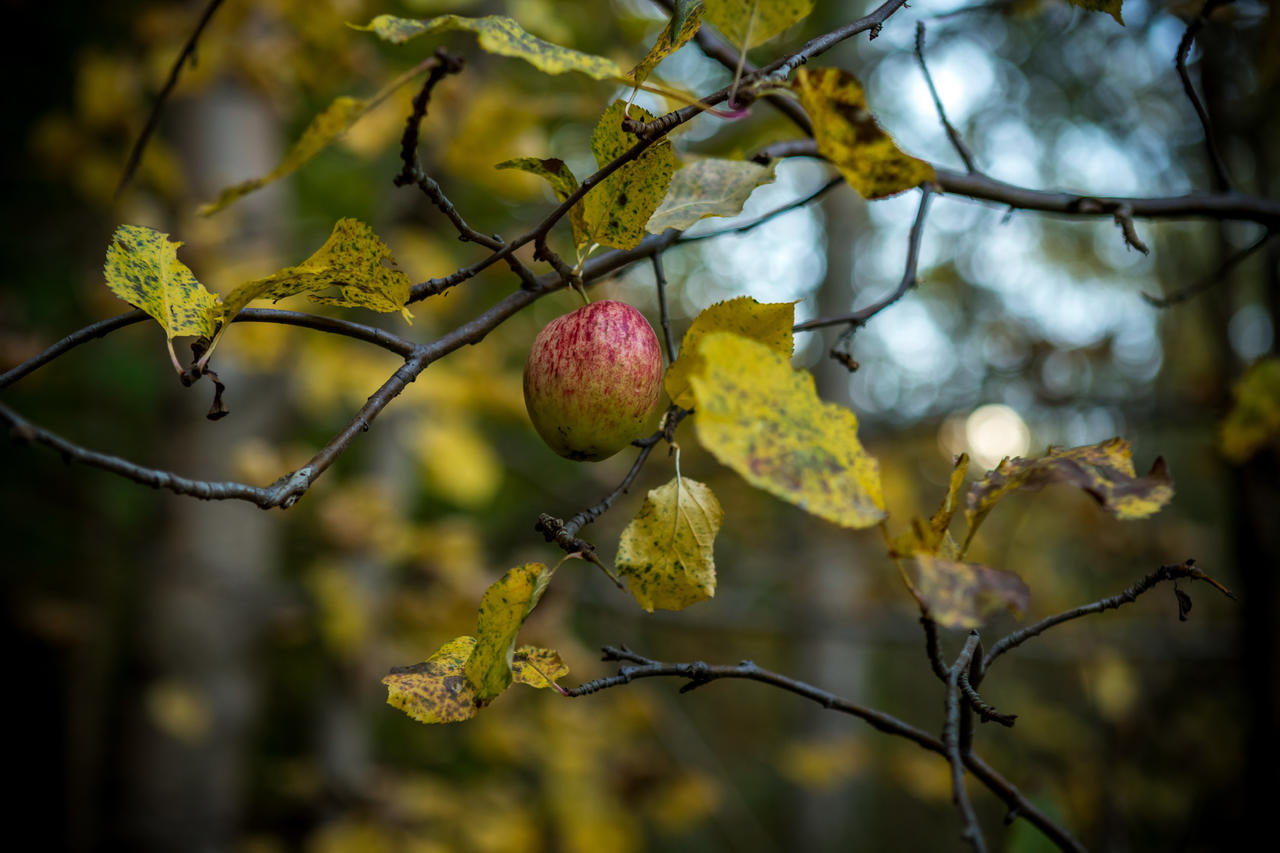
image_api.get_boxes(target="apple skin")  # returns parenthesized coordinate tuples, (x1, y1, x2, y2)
(523, 300, 664, 461)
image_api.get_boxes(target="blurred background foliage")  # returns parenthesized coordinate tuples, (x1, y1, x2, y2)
(1, 0, 1275, 850)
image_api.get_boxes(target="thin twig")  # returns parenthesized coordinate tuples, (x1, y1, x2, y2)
(945, 633, 988, 853)
(569, 645, 1086, 853)
(1111, 204, 1150, 255)
(115, 0, 226, 197)
(651, 254, 678, 364)
(394, 49, 466, 187)
(794, 184, 934, 333)
(981, 560, 1235, 675)
(915, 22, 978, 173)
(1142, 229, 1274, 307)
(1176, 0, 1234, 192)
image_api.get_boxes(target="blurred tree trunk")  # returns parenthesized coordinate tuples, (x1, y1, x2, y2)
(120, 80, 286, 851)
(1202, 17, 1279, 845)
(788, 187, 872, 849)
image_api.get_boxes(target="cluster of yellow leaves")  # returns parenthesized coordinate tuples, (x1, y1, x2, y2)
(101, 220, 412, 369)
(891, 438, 1175, 629)
(383, 563, 568, 725)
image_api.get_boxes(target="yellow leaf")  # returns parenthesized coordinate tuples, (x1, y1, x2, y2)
(646, 158, 777, 233)
(1220, 357, 1280, 463)
(511, 645, 570, 688)
(581, 101, 679, 250)
(963, 438, 1173, 553)
(466, 562, 554, 704)
(665, 296, 795, 409)
(889, 453, 968, 559)
(353, 14, 624, 80)
(627, 0, 704, 87)
(792, 68, 935, 200)
(704, 0, 813, 49)
(383, 636, 482, 724)
(689, 332, 885, 528)
(219, 218, 412, 325)
(102, 225, 219, 368)
(907, 554, 1030, 630)
(616, 476, 723, 612)
(198, 96, 367, 216)
(1067, 0, 1125, 25)
(496, 157, 588, 248)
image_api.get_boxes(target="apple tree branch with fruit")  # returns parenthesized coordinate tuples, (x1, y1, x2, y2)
(2, 0, 1273, 849)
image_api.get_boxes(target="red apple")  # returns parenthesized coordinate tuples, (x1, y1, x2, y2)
(523, 300, 664, 461)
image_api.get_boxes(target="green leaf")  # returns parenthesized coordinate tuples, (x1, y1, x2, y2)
(616, 476, 723, 612)
(465, 562, 554, 704)
(690, 332, 885, 529)
(219, 218, 413, 325)
(704, 0, 813, 49)
(198, 96, 369, 216)
(792, 68, 935, 200)
(353, 14, 624, 80)
(628, 0, 704, 87)
(383, 636, 482, 724)
(496, 157, 588, 248)
(665, 296, 795, 409)
(103, 225, 219, 370)
(963, 438, 1173, 553)
(907, 554, 1030, 630)
(580, 100, 679, 250)
(646, 158, 777, 233)
(1067, 0, 1124, 26)
(1220, 357, 1280, 463)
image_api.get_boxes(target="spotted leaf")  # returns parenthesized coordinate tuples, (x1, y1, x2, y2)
(628, 0, 704, 86)
(581, 101, 679, 250)
(465, 562, 554, 704)
(616, 476, 723, 612)
(690, 332, 885, 528)
(793, 68, 934, 200)
(102, 225, 219, 370)
(354, 14, 623, 80)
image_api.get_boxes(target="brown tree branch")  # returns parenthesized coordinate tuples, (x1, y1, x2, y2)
(793, 184, 934, 333)
(979, 560, 1235, 677)
(945, 633, 988, 853)
(568, 645, 1086, 853)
